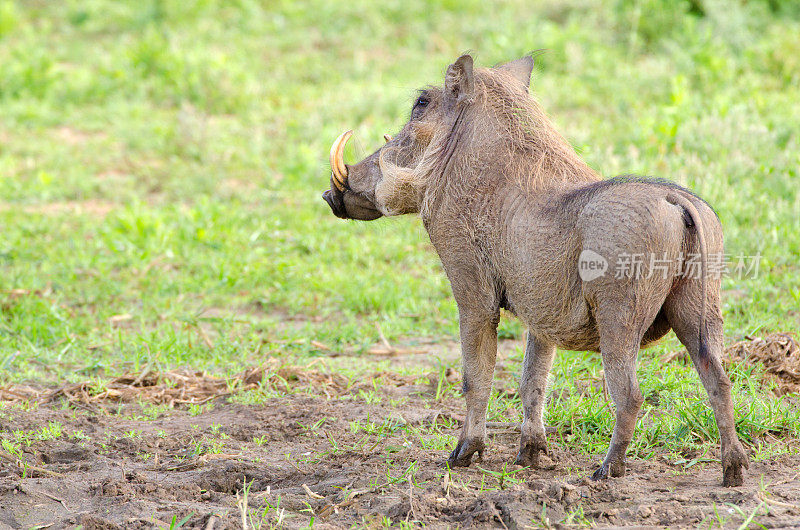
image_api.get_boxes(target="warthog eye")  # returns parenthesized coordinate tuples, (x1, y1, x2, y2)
(411, 94, 430, 120)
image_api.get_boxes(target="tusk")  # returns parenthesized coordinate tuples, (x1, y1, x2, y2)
(383, 134, 392, 143)
(329, 130, 352, 191)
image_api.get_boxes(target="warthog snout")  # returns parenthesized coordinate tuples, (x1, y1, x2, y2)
(321, 130, 384, 221)
(321, 187, 347, 219)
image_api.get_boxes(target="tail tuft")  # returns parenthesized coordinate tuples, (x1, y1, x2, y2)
(697, 336, 709, 359)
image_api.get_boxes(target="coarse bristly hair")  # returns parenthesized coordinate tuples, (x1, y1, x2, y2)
(473, 67, 599, 190)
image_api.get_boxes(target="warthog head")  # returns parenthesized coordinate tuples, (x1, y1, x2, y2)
(322, 53, 587, 220)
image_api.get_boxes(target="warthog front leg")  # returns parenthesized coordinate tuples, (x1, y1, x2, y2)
(448, 310, 499, 468)
(592, 338, 643, 481)
(514, 333, 555, 467)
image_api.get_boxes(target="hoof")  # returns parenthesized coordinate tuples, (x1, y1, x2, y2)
(591, 459, 626, 481)
(591, 463, 610, 481)
(722, 445, 749, 487)
(514, 437, 547, 468)
(723, 465, 744, 487)
(447, 438, 485, 468)
(513, 450, 538, 468)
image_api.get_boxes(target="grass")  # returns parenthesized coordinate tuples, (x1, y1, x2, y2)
(0, 0, 799, 498)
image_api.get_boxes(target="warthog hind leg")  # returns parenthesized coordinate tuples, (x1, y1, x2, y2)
(665, 286, 749, 486)
(514, 333, 556, 467)
(591, 323, 644, 481)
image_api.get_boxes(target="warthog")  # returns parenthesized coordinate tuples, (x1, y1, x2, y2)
(322, 54, 748, 486)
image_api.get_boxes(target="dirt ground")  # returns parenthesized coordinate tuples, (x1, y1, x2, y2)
(1, 366, 799, 529)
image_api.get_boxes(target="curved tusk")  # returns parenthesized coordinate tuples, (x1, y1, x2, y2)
(329, 130, 352, 191)
(383, 134, 392, 143)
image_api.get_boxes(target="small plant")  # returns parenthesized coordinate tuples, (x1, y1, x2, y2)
(530, 502, 550, 529)
(1, 439, 23, 459)
(35, 421, 63, 441)
(475, 463, 526, 491)
(188, 402, 214, 416)
(560, 504, 591, 527)
(168, 512, 194, 529)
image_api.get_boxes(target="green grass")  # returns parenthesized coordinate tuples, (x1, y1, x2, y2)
(0, 0, 799, 462)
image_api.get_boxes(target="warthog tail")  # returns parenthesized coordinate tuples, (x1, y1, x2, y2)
(666, 192, 708, 359)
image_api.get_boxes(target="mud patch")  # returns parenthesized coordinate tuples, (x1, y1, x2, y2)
(1, 342, 799, 527)
(1, 391, 799, 528)
(0, 363, 425, 407)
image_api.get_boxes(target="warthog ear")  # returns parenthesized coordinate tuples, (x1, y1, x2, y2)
(495, 55, 536, 90)
(444, 54, 474, 107)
